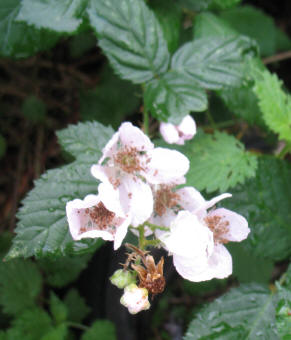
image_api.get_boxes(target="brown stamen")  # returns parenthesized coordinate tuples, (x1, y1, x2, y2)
(154, 185, 180, 216)
(204, 215, 229, 244)
(88, 202, 115, 230)
(114, 146, 146, 174)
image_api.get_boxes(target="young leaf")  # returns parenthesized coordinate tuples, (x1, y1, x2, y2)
(41, 324, 68, 340)
(87, 0, 170, 83)
(64, 289, 91, 323)
(184, 284, 278, 340)
(81, 320, 116, 340)
(223, 157, 291, 261)
(16, 0, 88, 34)
(49, 293, 68, 325)
(0, 260, 42, 315)
(144, 71, 207, 124)
(172, 35, 257, 89)
(253, 70, 291, 143)
(220, 5, 276, 57)
(180, 130, 258, 192)
(0, 0, 58, 58)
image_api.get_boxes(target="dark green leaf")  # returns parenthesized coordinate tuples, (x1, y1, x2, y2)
(22, 95, 46, 124)
(87, 0, 170, 83)
(81, 320, 116, 340)
(41, 324, 68, 340)
(220, 5, 276, 57)
(16, 0, 88, 34)
(144, 71, 207, 124)
(210, 0, 242, 10)
(275, 28, 291, 52)
(64, 289, 91, 323)
(69, 31, 97, 58)
(57, 121, 114, 162)
(0, 0, 58, 58)
(49, 293, 68, 325)
(0, 260, 42, 315)
(185, 284, 278, 340)
(80, 66, 140, 129)
(180, 130, 258, 192)
(39, 254, 91, 288)
(172, 35, 257, 89)
(223, 157, 291, 261)
(176, 0, 212, 11)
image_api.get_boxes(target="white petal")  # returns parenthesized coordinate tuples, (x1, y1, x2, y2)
(119, 177, 153, 227)
(160, 122, 180, 144)
(178, 115, 197, 141)
(174, 244, 232, 282)
(150, 209, 176, 239)
(145, 148, 190, 184)
(119, 122, 153, 151)
(210, 208, 250, 242)
(113, 216, 131, 250)
(99, 130, 119, 163)
(90, 164, 111, 183)
(194, 193, 232, 217)
(160, 211, 214, 258)
(176, 187, 206, 212)
(75, 229, 114, 241)
(98, 182, 125, 217)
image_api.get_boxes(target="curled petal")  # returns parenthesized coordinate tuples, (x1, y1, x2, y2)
(194, 193, 232, 218)
(210, 208, 250, 242)
(98, 182, 125, 218)
(160, 122, 180, 144)
(118, 122, 154, 150)
(145, 148, 189, 184)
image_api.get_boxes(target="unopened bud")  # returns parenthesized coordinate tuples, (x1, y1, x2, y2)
(110, 269, 136, 289)
(120, 284, 150, 314)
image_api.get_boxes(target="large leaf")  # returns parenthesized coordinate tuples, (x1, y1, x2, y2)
(184, 284, 278, 340)
(253, 70, 291, 143)
(0, 0, 58, 58)
(172, 35, 257, 89)
(81, 320, 116, 340)
(64, 289, 91, 323)
(0, 260, 42, 315)
(180, 130, 258, 192)
(144, 71, 207, 124)
(7, 122, 114, 259)
(16, 0, 88, 34)
(223, 157, 291, 261)
(87, 0, 170, 83)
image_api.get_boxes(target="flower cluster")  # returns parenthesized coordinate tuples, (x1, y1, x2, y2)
(66, 121, 250, 314)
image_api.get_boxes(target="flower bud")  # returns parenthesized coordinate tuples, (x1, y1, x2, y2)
(110, 269, 136, 289)
(120, 284, 150, 314)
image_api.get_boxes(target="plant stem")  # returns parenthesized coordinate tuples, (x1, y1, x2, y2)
(67, 322, 89, 331)
(146, 222, 170, 232)
(206, 109, 217, 129)
(138, 224, 146, 250)
(203, 119, 237, 130)
(263, 50, 291, 65)
(143, 106, 149, 136)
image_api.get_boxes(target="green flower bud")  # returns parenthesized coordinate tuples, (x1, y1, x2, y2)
(110, 269, 136, 289)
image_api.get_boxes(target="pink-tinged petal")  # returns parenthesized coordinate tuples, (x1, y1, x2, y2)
(98, 182, 125, 217)
(75, 229, 114, 242)
(159, 211, 214, 259)
(178, 115, 196, 141)
(145, 148, 190, 184)
(174, 244, 232, 282)
(99, 130, 119, 163)
(150, 209, 176, 239)
(194, 193, 232, 218)
(119, 122, 154, 151)
(176, 186, 206, 212)
(210, 208, 250, 242)
(113, 215, 131, 250)
(119, 177, 153, 227)
(90, 164, 110, 183)
(160, 122, 180, 144)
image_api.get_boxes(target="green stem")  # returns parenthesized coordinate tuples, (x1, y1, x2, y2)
(143, 239, 161, 247)
(138, 224, 146, 250)
(143, 106, 149, 136)
(206, 109, 217, 129)
(67, 322, 89, 331)
(145, 222, 170, 232)
(203, 119, 237, 129)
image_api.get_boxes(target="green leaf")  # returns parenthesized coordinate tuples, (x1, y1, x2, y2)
(22, 95, 46, 124)
(144, 71, 207, 124)
(149, 0, 182, 53)
(0, 0, 58, 58)
(41, 324, 68, 340)
(64, 289, 91, 323)
(16, 0, 88, 34)
(81, 320, 116, 340)
(253, 70, 291, 142)
(80, 66, 140, 129)
(39, 254, 91, 288)
(172, 35, 257, 89)
(210, 0, 242, 10)
(0, 260, 42, 315)
(176, 0, 212, 11)
(87, 0, 170, 83)
(56, 121, 114, 162)
(49, 293, 68, 325)
(275, 28, 291, 52)
(69, 31, 97, 58)
(180, 130, 258, 192)
(194, 12, 237, 39)
(223, 157, 291, 261)
(220, 5, 276, 57)
(184, 284, 278, 340)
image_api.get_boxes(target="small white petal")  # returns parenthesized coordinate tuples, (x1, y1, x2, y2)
(178, 115, 197, 141)
(119, 122, 153, 150)
(113, 215, 131, 250)
(194, 193, 232, 217)
(145, 148, 190, 184)
(174, 244, 232, 282)
(160, 122, 180, 144)
(98, 182, 125, 217)
(99, 130, 119, 163)
(176, 186, 206, 212)
(210, 208, 250, 242)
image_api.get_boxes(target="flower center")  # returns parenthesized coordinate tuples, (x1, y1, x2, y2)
(114, 146, 146, 174)
(154, 185, 180, 216)
(204, 215, 229, 244)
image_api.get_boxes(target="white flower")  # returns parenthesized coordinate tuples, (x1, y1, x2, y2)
(120, 284, 150, 314)
(91, 122, 189, 226)
(160, 115, 196, 145)
(66, 183, 130, 250)
(172, 189, 250, 282)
